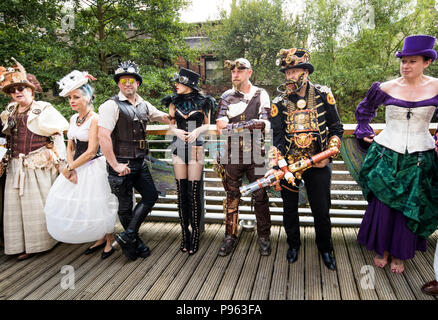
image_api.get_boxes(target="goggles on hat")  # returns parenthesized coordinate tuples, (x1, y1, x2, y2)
(224, 60, 248, 70)
(276, 48, 310, 68)
(172, 73, 189, 84)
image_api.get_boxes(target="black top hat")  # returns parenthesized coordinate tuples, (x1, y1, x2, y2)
(172, 67, 201, 91)
(114, 61, 143, 85)
(277, 48, 314, 74)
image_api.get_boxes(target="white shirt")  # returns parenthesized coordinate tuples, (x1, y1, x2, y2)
(98, 91, 167, 132)
(216, 82, 271, 132)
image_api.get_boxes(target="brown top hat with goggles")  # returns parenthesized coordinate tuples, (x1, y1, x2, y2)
(276, 48, 314, 74)
(0, 58, 42, 94)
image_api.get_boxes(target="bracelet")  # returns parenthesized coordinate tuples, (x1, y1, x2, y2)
(67, 164, 73, 172)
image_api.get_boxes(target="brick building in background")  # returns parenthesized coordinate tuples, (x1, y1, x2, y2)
(176, 35, 229, 99)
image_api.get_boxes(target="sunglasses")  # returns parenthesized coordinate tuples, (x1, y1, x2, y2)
(119, 78, 136, 85)
(6, 86, 26, 94)
(172, 73, 189, 84)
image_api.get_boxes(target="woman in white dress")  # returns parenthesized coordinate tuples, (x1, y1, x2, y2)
(44, 70, 118, 259)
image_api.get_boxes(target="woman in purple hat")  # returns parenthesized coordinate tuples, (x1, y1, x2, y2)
(354, 35, 438, 274)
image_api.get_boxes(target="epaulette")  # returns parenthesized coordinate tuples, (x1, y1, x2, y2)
(313, 83, 332, 95)
(313, 84, 336, 105)
(272, 95, 283, 104)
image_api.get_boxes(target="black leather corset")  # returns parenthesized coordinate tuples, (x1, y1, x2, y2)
(173, 109, 206, 147)
(73, 140, 102, 161)
(175, 109, 205, 131)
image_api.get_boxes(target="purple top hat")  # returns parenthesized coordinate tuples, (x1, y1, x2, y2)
(395, 35, 437, 61)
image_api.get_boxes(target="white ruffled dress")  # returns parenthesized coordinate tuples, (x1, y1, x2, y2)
(44, 114, 118, 243)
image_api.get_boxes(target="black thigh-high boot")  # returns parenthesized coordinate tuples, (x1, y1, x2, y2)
(177, 179, 191, 252)
(188, 180, 202, 254)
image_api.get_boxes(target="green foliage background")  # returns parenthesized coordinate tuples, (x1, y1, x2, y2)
(1, 0, 437, 125)
(206, 0, 438, 123)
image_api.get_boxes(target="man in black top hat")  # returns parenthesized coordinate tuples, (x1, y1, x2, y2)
(98, 61, 171, 260)
(269, 48, 344, 270)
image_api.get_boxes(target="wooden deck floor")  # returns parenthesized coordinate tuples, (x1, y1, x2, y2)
(0, 222, 436, 301)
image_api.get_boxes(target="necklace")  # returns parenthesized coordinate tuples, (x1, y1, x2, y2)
(76, 110, 91, 126)
(17, 102, 32, 115)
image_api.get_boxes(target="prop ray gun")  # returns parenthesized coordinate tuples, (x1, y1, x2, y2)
(239, 143, 340, 196)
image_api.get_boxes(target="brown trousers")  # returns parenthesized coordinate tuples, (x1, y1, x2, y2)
(222, 162, 271, 238)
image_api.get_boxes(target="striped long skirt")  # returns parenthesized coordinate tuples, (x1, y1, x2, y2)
(3, 157, 58, 255)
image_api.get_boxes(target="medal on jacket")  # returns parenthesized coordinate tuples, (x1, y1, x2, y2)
(297, 99, 306, 109)
(8, 118, 15, 130)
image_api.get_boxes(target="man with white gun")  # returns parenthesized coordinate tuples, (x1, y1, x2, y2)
(216, 58, 271, 257)
(269, 48, 344, 270)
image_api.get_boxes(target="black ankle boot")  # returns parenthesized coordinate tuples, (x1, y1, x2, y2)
(114, 228, 138, 261)
(177, 179, 191, 252)
(135, 236, 151, 258)
(189, 180, 202, 255)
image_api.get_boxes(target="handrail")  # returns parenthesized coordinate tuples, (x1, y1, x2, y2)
(145, 123, 438, 135)
(144, 123, 437, 227)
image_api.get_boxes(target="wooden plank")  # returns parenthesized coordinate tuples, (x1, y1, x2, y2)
(161, 224, 222, 300)
(331, 227, 360, 300)
(122, 226, 183, 300)
(214, 230, 254, 300)
(0, 243, 80, 299)
(177, 225, 226, 300)
(320, 229, 341, 300)
(251, 226, 280, 300)
(79, 223, 170, 300)
(195, 228, 242, 300)
(91, 223, 173, 300)
(358, 241, 398, 300)
(343, 228, 378, 300)
(268, 226, 288, 300)
(231, 229, 261, 300)
(304, 227, 322, 300)
(143, 225, 217, 300)
(350, 228, 415, 300)
(8, 243, 89, 300)
(403, 259, 435, 300)
(288, 226, 305, 300)
(42, 223, 156, 300)
(60, 248, 128, 300)
(108, 223, 180, 300)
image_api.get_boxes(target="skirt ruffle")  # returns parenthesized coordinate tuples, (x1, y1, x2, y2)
(44, 156, 118, 244)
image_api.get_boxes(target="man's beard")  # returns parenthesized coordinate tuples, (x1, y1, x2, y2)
(122, 88, 136, 98)
(232, 79, 244, 91)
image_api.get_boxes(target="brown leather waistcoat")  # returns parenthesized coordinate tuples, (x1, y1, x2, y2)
(10, 113, 50, 157)
(110, 96, 149, 160)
